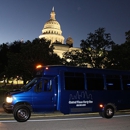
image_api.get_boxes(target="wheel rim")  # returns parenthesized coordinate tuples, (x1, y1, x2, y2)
(17, 108, 29, 120)
(106, 108, 113, 116)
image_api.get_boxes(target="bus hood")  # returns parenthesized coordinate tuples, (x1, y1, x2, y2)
(6, 89, 24, 96)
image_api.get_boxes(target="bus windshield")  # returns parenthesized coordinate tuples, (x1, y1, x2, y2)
(22, 77, 39, 91)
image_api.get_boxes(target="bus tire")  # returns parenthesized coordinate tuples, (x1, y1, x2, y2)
(13, 105, 31, 122)
(103, 105, 114, 119)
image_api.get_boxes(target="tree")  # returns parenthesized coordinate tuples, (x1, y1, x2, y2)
(125, 30, 130, 42)
(62, 49, 83, 66)
(80, 28, 115, 68)
(0, 43, 9, 79)
(6, 38, 63, 84)
(107, 30, 130, 70)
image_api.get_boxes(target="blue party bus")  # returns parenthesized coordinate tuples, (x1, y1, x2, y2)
(3, 65, 130, 122)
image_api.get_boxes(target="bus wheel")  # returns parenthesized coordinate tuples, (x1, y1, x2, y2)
(103, 105, 114, 119)
(13, 105, 31, 122)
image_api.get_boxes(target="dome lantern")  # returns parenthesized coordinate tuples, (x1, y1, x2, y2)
(50, 7, 56, 20)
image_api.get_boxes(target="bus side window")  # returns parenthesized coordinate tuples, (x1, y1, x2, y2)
(106, 75, 121, 90)
(86, 73, 104, 90)
(35, 81, 43, 92)
(64, 72, 85, 90)
(43, 79, 52, 92)
(122, 75, 130, 90)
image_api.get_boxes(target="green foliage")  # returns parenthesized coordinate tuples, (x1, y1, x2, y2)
(80, 28, 115, 68)
(1, 29, 130, 83)
(107, 41, 130, 70)
(125, 30, 130, 42)
(106, 30, 130, 70)
(62, 50, 83, 66)
(3, 38, 62, 83)
(0, 43, 9, 76)
(63, 28, 115, 68)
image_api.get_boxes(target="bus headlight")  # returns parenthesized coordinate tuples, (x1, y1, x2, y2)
(6, 96, 13, 103)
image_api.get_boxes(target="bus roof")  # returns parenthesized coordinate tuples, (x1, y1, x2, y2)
(44, 65, 130, 75)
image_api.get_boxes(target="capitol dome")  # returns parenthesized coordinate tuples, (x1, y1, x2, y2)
(39, 7, 64, 44)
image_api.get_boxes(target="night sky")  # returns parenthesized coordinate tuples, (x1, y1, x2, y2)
(0, 0, 130, 47)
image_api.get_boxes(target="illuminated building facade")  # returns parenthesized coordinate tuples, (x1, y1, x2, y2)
(39, 7, 64, 44)
(39, 7, 80, 58)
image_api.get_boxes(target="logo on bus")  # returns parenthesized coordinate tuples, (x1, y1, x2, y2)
(68, 91, 93, 107)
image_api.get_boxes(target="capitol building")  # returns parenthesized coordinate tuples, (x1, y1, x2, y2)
(39, 7, 80, 58)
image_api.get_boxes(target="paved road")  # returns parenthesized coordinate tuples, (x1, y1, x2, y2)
(1, 106, 130, 130)
(0, 114, 130, 130)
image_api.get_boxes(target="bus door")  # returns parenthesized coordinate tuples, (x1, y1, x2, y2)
(32, 76, 57, 112)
